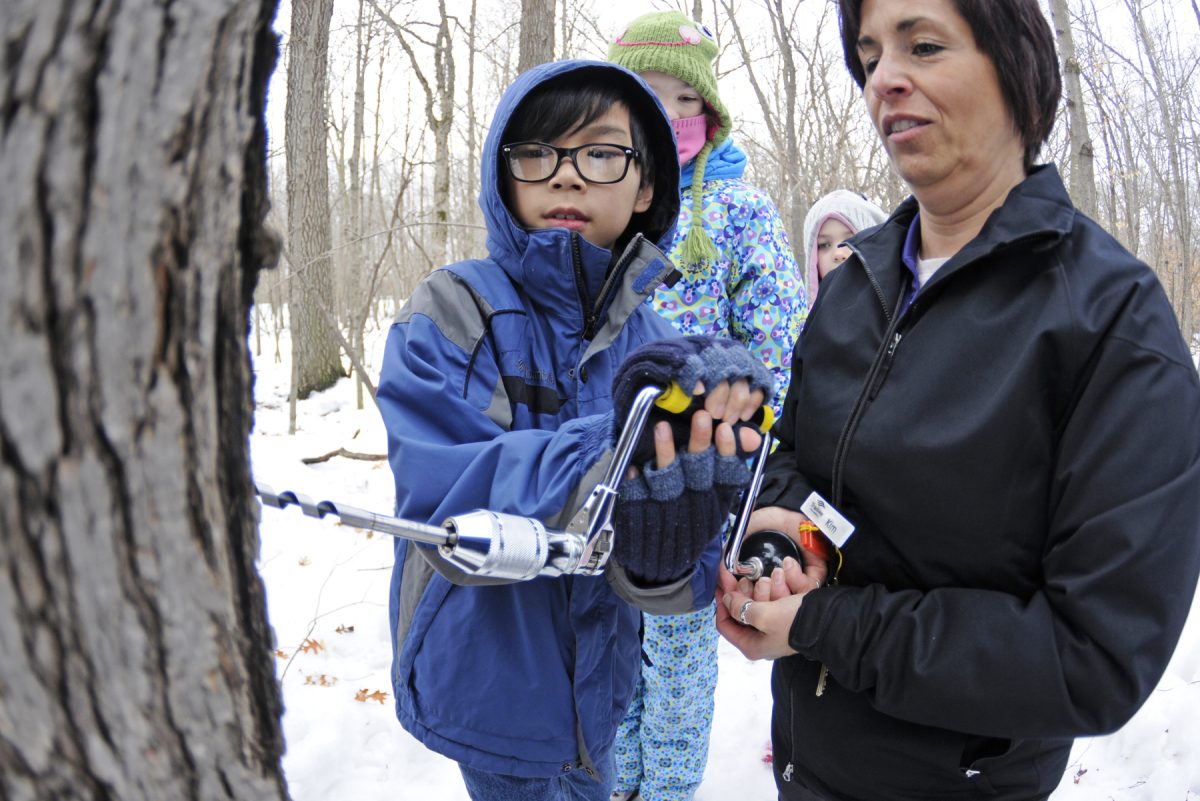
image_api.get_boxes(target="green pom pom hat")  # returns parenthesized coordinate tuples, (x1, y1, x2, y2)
(609, 11, 730, 270)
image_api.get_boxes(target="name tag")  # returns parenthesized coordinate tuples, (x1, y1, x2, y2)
(801, 491, 855, 549)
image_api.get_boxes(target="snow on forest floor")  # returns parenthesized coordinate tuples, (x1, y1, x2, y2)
(250, 317, 1200, 801)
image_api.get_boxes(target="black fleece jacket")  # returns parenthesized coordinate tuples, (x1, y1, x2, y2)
(760, 165, 1200, 801)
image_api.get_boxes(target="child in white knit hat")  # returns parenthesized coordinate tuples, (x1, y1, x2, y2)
(801, 189, 888, 301)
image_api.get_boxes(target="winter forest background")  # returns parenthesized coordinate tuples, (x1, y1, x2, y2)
(264, 0, 1200, 406)
(1, 0, 1198, 799)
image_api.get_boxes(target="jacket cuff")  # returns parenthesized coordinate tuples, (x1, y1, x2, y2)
(605, 560, 697, 615)
(787, 584, 845, 658)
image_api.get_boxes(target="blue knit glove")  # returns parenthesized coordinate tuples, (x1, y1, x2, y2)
(613, 447, 752, 584)
(611, 335, 775, 464)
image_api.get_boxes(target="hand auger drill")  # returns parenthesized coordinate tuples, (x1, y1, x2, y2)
(260, 382, 775, 582)
(722, 429, 785, 581)
(721, 429, 836, 582)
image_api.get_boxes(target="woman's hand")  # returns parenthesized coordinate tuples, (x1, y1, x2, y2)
(747, 507, 830, 586)
(714, 506, 829, 661)
(715, 560, 807, 660)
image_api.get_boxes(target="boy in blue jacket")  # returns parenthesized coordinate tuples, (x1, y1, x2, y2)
(377, 60, 773, 801)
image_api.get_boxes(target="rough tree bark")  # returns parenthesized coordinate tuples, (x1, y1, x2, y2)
(286, 0, 343, 399)
(0, 1, 288, 800)
(518, 0, 555, 74)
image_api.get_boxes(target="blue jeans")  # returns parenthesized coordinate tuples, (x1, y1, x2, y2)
(459, 752, 617, 801)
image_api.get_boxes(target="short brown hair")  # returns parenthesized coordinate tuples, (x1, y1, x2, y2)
(838, 0, 1061, 171)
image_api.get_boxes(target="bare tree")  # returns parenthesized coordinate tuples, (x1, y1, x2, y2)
(519, 0, 556, 72)
(370, 0, 456, 266)
(721, 0, 804, 235)
(345, 0, 373, 409)
(287, 0, 344, 400)
(1126, 0, 1195, 344)
(559, 0, 607, 59)
(0, 1, 289, 799)
(1049, 0, 1098, 216)
(722, 1, 899, 236)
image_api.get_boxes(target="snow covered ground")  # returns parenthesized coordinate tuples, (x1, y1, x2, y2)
(251, 315, 1200, 801)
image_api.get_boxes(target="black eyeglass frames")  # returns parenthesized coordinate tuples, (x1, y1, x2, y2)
(501, 141, 640, 185)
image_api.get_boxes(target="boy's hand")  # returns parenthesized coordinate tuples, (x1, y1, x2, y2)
(610, 409, 753, 585)
(611, 335, 774, 464)
(644, 380, 763, 471)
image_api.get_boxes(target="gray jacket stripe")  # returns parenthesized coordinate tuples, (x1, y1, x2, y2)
(397, 269, 494, 354)
(393, 544, 436, 672)
(398, 269, 515, 431)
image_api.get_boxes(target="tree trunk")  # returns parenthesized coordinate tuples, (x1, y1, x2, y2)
(0, 2, 289, 800)
(286, 0, 343, 399)
(349, 0, 369, 410)
(518, 0, 556, 74)
(431, 2, 454, 265)
(1048, 0, 1098, 217)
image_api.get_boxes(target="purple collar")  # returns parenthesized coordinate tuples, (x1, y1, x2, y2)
(898, 212, 922, 314)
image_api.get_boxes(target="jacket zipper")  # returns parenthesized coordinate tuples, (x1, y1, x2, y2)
(582, 233, 642, 341)
(867, 332, 903, 402)
(854, 231, 1058, 410)
(830, 263, 908, 510)
(781, 683, 796, 782)
(569, 233, 595, 337)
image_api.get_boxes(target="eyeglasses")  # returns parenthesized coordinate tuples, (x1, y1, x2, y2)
(501, 141, 640, 185)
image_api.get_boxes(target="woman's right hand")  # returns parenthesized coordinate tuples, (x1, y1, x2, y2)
(747, 506, 830, 589)
(715, 506, 831, 660)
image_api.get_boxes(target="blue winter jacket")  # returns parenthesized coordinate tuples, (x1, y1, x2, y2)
(378, 61, 718, 779)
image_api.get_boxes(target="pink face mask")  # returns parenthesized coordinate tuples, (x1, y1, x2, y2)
(671, 114, 708, 165)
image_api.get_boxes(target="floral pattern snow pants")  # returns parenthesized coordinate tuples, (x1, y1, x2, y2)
(613, 601, 718, 801)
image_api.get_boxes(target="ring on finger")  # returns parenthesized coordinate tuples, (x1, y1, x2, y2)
(738, 600, 753, 626)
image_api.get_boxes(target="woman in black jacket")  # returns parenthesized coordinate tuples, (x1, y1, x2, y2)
(715, 1, 1200, 799)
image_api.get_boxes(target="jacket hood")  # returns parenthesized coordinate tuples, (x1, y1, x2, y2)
(479, 60, 681, 273)
(802, 189, 888, 301)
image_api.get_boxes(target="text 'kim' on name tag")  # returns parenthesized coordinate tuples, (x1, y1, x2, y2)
(801, 491, 855, 549)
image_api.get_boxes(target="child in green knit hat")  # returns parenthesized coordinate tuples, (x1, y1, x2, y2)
(609, 11, 732, 269)
(609, 11, 808, 801)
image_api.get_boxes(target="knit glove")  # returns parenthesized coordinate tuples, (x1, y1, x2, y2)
(613, 446, 752, 584)
(611, 335, 775, 464)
